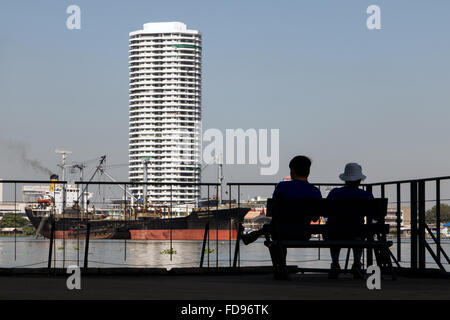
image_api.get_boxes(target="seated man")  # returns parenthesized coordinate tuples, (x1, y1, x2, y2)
(326, 162, 373, 279)
(241, 155, 322, 269)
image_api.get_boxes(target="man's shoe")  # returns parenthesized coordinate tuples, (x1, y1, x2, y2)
(241, 231, 259, 245)
(328, 263, 341, 279)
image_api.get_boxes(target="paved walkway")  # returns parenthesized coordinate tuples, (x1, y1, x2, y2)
(1, 273, 449, 299)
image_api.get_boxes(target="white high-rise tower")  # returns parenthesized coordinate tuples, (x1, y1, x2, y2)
(128, 22, 202, 210)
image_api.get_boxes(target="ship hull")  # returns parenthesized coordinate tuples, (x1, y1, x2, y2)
(130, 229, 238, 241)
(129, 207, 249, 240)
(26, 207, 250, 241)
(25, 208, 133, 240)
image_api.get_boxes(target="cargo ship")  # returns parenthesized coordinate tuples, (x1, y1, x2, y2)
(26, 203, 249, 240)
(25, 175, 249, 240)
(24, 175, 138, 239)
(25, 154, 250, 240)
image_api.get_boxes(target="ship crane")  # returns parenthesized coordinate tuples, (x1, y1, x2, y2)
(71, 163, 86, 210)
(98, 164, 139, 204)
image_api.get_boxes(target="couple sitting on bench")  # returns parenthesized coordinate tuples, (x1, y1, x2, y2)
(241, 155, 373, 279)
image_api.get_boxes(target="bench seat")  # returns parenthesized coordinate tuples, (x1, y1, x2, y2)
(270, 240, 393, 249)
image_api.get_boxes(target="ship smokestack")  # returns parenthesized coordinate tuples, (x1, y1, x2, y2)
(50, 174, 59, 192)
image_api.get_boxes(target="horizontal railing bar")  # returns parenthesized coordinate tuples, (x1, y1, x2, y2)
(0, 180, 67, 184)
(227, 182, 346, 186)
(74, 181, 220, 186)
(3, 175, 450, 186)
(365, 176, 450, 186)
(228, 175, 450, 187)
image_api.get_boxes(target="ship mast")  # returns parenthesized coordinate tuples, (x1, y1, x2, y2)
(72, 163, 86, 210)
(217, 153, 223, 205)
(55, 149, 72, 211)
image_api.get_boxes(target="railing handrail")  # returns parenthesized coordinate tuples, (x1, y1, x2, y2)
(0, 180, 68, 184)
(0, 180, 219, 186)
(228, 175, 450, 187)
(3, 174, 450, 186)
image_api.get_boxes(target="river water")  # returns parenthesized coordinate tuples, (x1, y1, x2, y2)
(0, 237, 449, 272)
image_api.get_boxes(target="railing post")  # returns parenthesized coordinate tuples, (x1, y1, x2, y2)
(216, 186, 219, 269)
(207, 185, 210, 268)
(237, 185, 240, 208)
(233, 223, 242, 268)
(83, 223, 91, 270)
(418, 180, 426, 272)
(48, 221, 55, 270)
(124, 184, 127, 262)
(365, 185, 373, 266)
(436, 179, 441, 264)
(410, 181, 418, 272)
(170, 184, 173, 262)
(396, 183, 401, 262)
(229, 184, 232, 267)
(200, 223, 209, 268)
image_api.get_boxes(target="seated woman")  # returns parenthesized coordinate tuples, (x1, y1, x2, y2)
(326, 163, 373, 279)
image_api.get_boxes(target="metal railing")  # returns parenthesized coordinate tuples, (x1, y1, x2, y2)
(363, 177, 450, 273)
(0, 177, 448, 276)
(228, 178, 450, 275)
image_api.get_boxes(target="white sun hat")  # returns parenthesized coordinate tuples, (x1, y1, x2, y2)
(339, 163, 367, 181)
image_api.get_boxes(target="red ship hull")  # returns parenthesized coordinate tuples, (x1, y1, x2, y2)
(130, 229, 238, 241)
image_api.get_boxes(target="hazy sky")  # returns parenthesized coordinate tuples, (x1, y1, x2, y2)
(1, 0, 449, 189)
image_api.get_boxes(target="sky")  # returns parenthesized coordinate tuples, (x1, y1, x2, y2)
(0, 0, 450, 193)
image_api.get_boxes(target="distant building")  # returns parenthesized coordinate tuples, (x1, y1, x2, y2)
(0, 227, 23, 235)
(128, 22, 202, 210)
(243, 207, 270, 230)
(0, 203, 27, 216)
(22, 185, 50, 203)
(386, 206, 405, 227)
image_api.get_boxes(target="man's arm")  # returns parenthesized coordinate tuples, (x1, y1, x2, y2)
(272, 182, 283, 200)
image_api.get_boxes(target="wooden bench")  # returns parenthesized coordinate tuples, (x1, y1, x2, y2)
(265, 198, 396, 280)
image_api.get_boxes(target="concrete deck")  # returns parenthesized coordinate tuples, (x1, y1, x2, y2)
(0, 268, 449, 299)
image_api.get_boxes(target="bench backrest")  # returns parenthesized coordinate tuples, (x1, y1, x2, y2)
(266, 198, 388, 240)
(267, 198, 388, 222)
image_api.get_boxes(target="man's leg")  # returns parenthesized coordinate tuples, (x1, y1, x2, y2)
(328, 243, 341, 279)
(330, 247, 341, 266)
(353, 248, 363, 265)
(241, 224, 270, 245)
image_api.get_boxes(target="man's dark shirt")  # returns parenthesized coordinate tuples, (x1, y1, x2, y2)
(272, 179, 322, 200)
(270, 179, 322, 239)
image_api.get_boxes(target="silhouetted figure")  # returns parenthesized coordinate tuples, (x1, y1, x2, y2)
(325, 163, 373, 279)
(241, 156, 321, 276)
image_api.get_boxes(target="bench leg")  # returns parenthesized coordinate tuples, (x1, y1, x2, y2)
(382, 247, 396, 281)
(374, 247, 396, 281)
